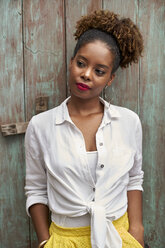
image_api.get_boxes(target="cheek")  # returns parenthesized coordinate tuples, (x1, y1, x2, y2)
(69, 66, 81, 81)
(93, 76, 108, 88)
(69, 66, 74, 80)
(69, 68, 78, 85)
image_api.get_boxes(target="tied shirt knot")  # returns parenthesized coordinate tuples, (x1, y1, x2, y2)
(86, 201, 122, 248)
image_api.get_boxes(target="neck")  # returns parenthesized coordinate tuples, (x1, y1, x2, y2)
(67, 95, 104, 116)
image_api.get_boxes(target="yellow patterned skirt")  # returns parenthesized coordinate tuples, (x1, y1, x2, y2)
(44, 212, 143, 248)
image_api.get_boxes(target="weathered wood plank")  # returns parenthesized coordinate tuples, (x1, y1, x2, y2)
(23, 0, 67, 246)
(1, 96, 48, 136)
(103, 0, 139, 113)
(139, 1, 165, 247)
(1, 122, 29, 136)
(23, 0, 66, 121)
(0, 0, 29, 247)
(65, 0, 102, 96)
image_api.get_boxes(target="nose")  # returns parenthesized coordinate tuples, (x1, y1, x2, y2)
(81, 67, 92, 81)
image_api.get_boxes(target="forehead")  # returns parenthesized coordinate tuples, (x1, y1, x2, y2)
(76, 40, 114, 66)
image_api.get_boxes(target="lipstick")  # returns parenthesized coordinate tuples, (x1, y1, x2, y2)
(76, 83, 90, 91)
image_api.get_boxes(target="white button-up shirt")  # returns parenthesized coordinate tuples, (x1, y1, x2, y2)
(25, 97, 143, 248)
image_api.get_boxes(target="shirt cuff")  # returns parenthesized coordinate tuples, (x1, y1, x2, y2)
(127, 173, 144, 191)
(127, 185, 143, 191)
(26, 196, 48, 217)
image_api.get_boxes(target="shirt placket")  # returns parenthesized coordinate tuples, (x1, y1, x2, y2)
(95, 125, 108, 200)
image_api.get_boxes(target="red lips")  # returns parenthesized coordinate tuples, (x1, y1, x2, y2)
(76, 83, 90, 91)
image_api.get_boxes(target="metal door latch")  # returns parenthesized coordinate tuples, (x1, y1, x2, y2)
(1, 96, 48, 136)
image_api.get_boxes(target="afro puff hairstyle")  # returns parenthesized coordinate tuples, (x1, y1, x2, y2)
(73, 10, 144, 73)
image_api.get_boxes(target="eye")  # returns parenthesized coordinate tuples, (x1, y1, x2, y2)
(95, 68, 106, 76)
(77, 60, 85, 68)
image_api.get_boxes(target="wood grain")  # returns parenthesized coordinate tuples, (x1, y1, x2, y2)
(23, 0, 67, 121)
(1, 122, 29, 136)
(139, 1, 165, 247)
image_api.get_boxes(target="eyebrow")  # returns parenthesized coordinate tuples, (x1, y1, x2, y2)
(77, 55, 110, 69)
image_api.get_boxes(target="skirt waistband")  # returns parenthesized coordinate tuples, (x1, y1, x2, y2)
(50, 212, 128, 237)
(46, 212, 143, 248)
(50, 221, 91, 237)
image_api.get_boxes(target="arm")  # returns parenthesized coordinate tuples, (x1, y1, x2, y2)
(127, 117, 144, 247)
(24, 119, 50, 244)
(127, 190, 144, 247)
(29, 204, 50, 243)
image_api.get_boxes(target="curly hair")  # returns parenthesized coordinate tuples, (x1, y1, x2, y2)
(73, 10, 144, 73)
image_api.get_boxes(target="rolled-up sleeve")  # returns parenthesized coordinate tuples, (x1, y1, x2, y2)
(127, 117, 144, 191)
(24, 117, 48, 216)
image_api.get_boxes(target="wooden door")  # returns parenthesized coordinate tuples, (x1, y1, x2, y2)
(0, 1, 164, 247)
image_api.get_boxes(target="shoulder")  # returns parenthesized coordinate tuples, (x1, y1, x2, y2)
(109, 105, 142, 143)
(30, 97, 69, 129)
(111, 104, 139, 120)
(101, 97, 140, 124)
(31, 108, 55, 127)
(28, 104, 61, 136)
(109, 104, 141, 130)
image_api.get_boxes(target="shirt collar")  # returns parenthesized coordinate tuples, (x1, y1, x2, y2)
(99, 97, 121, 127)
(54, 96, 121, 125)
(54, 97, 72, 125)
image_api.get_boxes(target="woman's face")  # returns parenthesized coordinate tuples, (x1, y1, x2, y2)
(69, 40, 115, 100)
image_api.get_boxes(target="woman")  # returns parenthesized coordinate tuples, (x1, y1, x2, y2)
(25, 10, 144, 248)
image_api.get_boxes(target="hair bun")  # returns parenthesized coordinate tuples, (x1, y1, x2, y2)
(74, 10, 143, 68)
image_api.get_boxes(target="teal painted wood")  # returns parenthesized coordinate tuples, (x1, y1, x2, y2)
(23, 0, 67, 122)
(0, 0, 30, 247)
(103, 0, 139, 113)
(138, 1, 165, 247)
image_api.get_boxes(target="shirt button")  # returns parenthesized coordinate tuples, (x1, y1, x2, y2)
(100, 164, 104, 168)
(93, 188, 95, 192)
(99, 142, 103, 146)
(92, 198, 95, 201)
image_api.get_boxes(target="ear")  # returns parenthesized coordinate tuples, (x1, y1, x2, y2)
(69, 57, 74, 70)
(107, 73, 115, 86)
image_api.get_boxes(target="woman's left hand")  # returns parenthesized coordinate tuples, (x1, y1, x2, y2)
(129, 225, 144, 248)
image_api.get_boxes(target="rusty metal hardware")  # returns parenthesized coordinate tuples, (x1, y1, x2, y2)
(1, 96, 48, 136)
(35, 96, 48, 114)
(1, 122, 29, 136)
